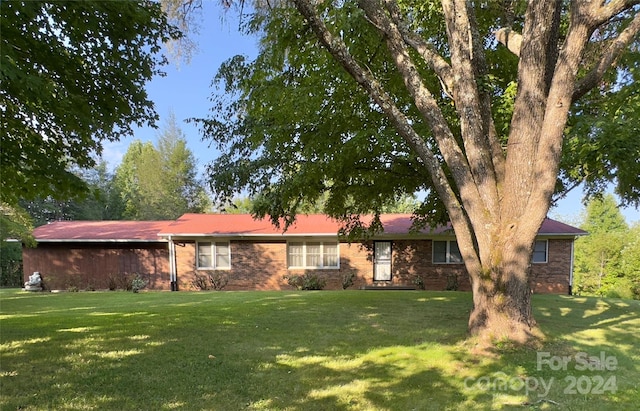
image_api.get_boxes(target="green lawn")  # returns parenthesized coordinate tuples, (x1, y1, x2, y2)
(1, 290, 638, 410)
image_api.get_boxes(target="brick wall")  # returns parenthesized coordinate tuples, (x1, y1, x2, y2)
(23, 238, 572, 294)
(172, 238, 571, 293)
(174, 240, 376, 290)
(22, 242, 170, 290)
(530, 239, 572, 294)
(391, 240, 471, 290)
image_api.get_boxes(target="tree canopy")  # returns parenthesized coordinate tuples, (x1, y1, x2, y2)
(573, 194, 639, 299)
(199, 1, 639, 226)
(113, 114, 211, 220)
(1, 1, 181, 207)
(191, 0, 640, 344)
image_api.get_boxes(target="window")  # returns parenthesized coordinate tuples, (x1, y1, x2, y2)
(532, 240, 548, 263)
(432, 240, 462, 264)
(197, 241, 231, 269)
(288, 241, 339, 269)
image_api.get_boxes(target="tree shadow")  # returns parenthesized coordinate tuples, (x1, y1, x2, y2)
(1, 290, 637, 410)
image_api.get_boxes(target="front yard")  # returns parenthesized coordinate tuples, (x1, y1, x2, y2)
(1, 290, 638, 410)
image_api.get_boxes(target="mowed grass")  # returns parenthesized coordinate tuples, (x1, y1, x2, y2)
(1, 290, 638, 410)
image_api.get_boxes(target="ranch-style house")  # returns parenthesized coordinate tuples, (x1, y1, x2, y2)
(22, 213, 586, 293)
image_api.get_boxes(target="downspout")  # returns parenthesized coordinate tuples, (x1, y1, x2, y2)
(168, 235, 177, 291)
(568, 238, 575, 296)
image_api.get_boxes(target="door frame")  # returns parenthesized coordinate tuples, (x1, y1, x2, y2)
(373, 241, 392, 281)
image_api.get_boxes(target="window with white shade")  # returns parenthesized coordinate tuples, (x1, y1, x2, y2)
(287, 241, 339, 269)
(197, 241, 231, 269)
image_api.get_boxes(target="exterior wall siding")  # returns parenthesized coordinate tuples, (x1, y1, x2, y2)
(23, 238, 572, 294)
(22, 243, 170, 290)
(530, 239, 573, 294)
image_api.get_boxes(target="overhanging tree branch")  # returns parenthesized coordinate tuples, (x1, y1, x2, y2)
(357, 0, 482, 211)
(290, 0, 467, 225)
(380, 0, 455, 96)
(573, 12, 640, 102)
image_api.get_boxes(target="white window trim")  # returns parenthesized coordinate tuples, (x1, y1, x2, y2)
(287, 241, 340, 269)
(432, 240, 463, 264)
(532, 239, 548, 264)
(196, 241, 231, 270)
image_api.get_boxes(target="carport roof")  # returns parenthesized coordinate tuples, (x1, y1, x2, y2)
(32, 220, 172, 242)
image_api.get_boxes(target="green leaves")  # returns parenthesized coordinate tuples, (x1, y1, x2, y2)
(113, 115, 210, 220)
(0, 1, 181, 207)
(196, 3, 438, 225)
(573, 194, 639, 299)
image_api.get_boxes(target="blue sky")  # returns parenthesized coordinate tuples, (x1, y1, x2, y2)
(103, 4, 638, 225)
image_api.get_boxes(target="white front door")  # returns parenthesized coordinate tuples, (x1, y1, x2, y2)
(374, 241, 392, 281)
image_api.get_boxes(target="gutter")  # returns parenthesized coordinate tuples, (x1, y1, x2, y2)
(168, 235, 178, 291)
(569, 238, 576, 296)
(34, 239, 168, 243)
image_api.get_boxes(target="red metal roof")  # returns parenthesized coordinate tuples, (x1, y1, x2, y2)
(538, 218, 587, 236)
(158, 214, 586, 237)
(30, 214, 586, 242)
(32, 220, 172, 242)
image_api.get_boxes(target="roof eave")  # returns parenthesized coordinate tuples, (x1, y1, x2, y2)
(35, 239, 168, 243)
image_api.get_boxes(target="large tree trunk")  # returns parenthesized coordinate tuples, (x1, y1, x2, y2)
(467, 227, 542, 345)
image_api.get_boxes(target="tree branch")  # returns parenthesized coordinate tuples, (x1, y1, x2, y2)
(590, 0, 640, 27)
(573, 12, 640, 102)
(290, 0, 464, 220)
(381, 0, 455, 96)
(440, 0, 502, 222)
(494, 28, 522, 56)
(504, 0, 562, 221)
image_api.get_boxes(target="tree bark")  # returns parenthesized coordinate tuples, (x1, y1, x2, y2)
(466, 223, 542, 345)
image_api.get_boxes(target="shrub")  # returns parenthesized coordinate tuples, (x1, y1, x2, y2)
(445, 273, 459, 291)
(131, 274, 147, 293)
(191, 273, 229, 291)
(342, 271, 356, 289)
(284, 273, 326, 290)
(413, 275, 425, 290)
(208, 273, 229, 291)
(192, 274, 210, 290)
(107, 273, 134, 291)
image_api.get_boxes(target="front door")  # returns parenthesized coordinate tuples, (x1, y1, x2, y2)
(374, 241, 392, 281)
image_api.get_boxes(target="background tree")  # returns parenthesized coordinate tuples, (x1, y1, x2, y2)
(1, 1, 181, 252)
(573, 194, 629, 296)
(1, 1, 180, 208)
(0, 240, 23, 288)
(114, 141, 165, 220)
(193, 1, 640, 344)
(20, 161, 124, 226)
(114, 117, 211, 220)
(619, 223, 640, 299)
(157, 112, 211, 216)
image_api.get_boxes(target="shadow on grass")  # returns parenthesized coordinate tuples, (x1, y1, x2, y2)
(0, 290, 638, 410)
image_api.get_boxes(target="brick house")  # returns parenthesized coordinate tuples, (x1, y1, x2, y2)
(23, 214, 586, 293)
